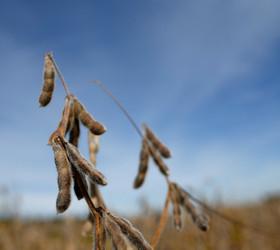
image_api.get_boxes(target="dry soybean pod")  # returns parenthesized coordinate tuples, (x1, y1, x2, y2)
(51, 137, 71, 213)
(104, 214, 131, 250)
(148, 144, 169, 176)
(63, 140, 107, 186)
(74, 99, 106, 135)
(68, 116, 87, 200)
(175, 185, 209, 231)
(144, 124, 171, 158)
(48, 96, 73, 144)
(179, 188, 209, 231)
(109, 213, 153, 250)
(169, 183, 182, 230)
(39, 54, 55, 107)
(133, 138, 149, 188)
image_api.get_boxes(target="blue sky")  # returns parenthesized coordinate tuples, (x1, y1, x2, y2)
(0, 0, 280, 216)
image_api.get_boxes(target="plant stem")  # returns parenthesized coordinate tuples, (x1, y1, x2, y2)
(151, 187, 171, 248)
(92, 80, 143, 138)
(47, 53, 71, 96)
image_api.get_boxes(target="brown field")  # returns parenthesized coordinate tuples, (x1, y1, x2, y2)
(0, 197, 279, 250)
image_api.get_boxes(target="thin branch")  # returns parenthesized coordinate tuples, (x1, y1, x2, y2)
(92, 80, 143, 138)
(151, 188, 171, 249)
(47, 53, 71, 96)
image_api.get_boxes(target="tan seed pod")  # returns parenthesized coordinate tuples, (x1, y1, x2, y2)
(48, 96, 74, 145)
(80, 111, 106, 136)
(39, 54, 55, 107)
(74, 99, 106, 135)
(177, 185, 209, 231)
(51, 137, 71, 213)
(144, 125, 171, 158)
(148, 145, 169, 176)
(73, 98, 83, 117)
(184, 196, 209, 231)
(63, 140, 107, 186)
(133, 138, 149, 188)
(109, 213, 153, 250)
(67, 117, 87, 200)
(170, 183, 182, 230)
(66, 98, 76, 133)
(104, 214, 132, 250)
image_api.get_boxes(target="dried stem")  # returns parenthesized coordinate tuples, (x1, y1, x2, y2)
(94, 211, 105, 250)
(92, 80, 143, 138)
(47, 53, 71, 96)
(151, 188, 171, 248)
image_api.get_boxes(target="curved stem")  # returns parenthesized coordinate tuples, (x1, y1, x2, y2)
(92, 80, 143, 138)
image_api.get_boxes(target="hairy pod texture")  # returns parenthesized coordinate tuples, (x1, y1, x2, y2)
(133, 138, 149, 188)
(39, 54, 55, 107)
(144, 125, 171, 158)
(63, 140, 107, 186)
(52, 138, 72, 213)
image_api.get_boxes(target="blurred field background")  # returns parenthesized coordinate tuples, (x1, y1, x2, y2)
(1, 187, 280, 250)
